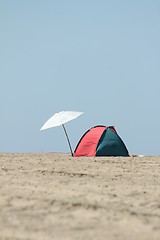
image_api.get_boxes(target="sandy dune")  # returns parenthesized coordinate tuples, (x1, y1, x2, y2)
(0, 153, 160, 240)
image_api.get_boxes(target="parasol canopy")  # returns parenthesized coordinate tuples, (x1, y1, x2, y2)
(40, 111, 83, 130)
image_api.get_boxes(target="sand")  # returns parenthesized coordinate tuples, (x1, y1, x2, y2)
(0, 153, 160, 240)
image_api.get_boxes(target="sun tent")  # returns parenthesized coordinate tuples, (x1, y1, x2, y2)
(74, 125, 129, 157)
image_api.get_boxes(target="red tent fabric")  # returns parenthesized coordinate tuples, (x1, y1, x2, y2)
(74, 126, 106, 156)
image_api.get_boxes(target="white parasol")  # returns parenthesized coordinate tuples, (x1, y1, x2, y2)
(40, 111, 84, 156)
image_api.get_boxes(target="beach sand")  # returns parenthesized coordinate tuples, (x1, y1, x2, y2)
(0, 153, 160, 240)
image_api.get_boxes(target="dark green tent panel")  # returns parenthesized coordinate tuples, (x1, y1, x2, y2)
(96, 128, 129, 156)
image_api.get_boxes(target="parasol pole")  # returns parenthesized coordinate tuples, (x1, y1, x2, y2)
(62, 124, 73, 156)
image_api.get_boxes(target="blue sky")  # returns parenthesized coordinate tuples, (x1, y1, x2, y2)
(1, 0, 160, 155)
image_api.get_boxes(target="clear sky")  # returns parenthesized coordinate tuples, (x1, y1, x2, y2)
(1, 0, 160, 155)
